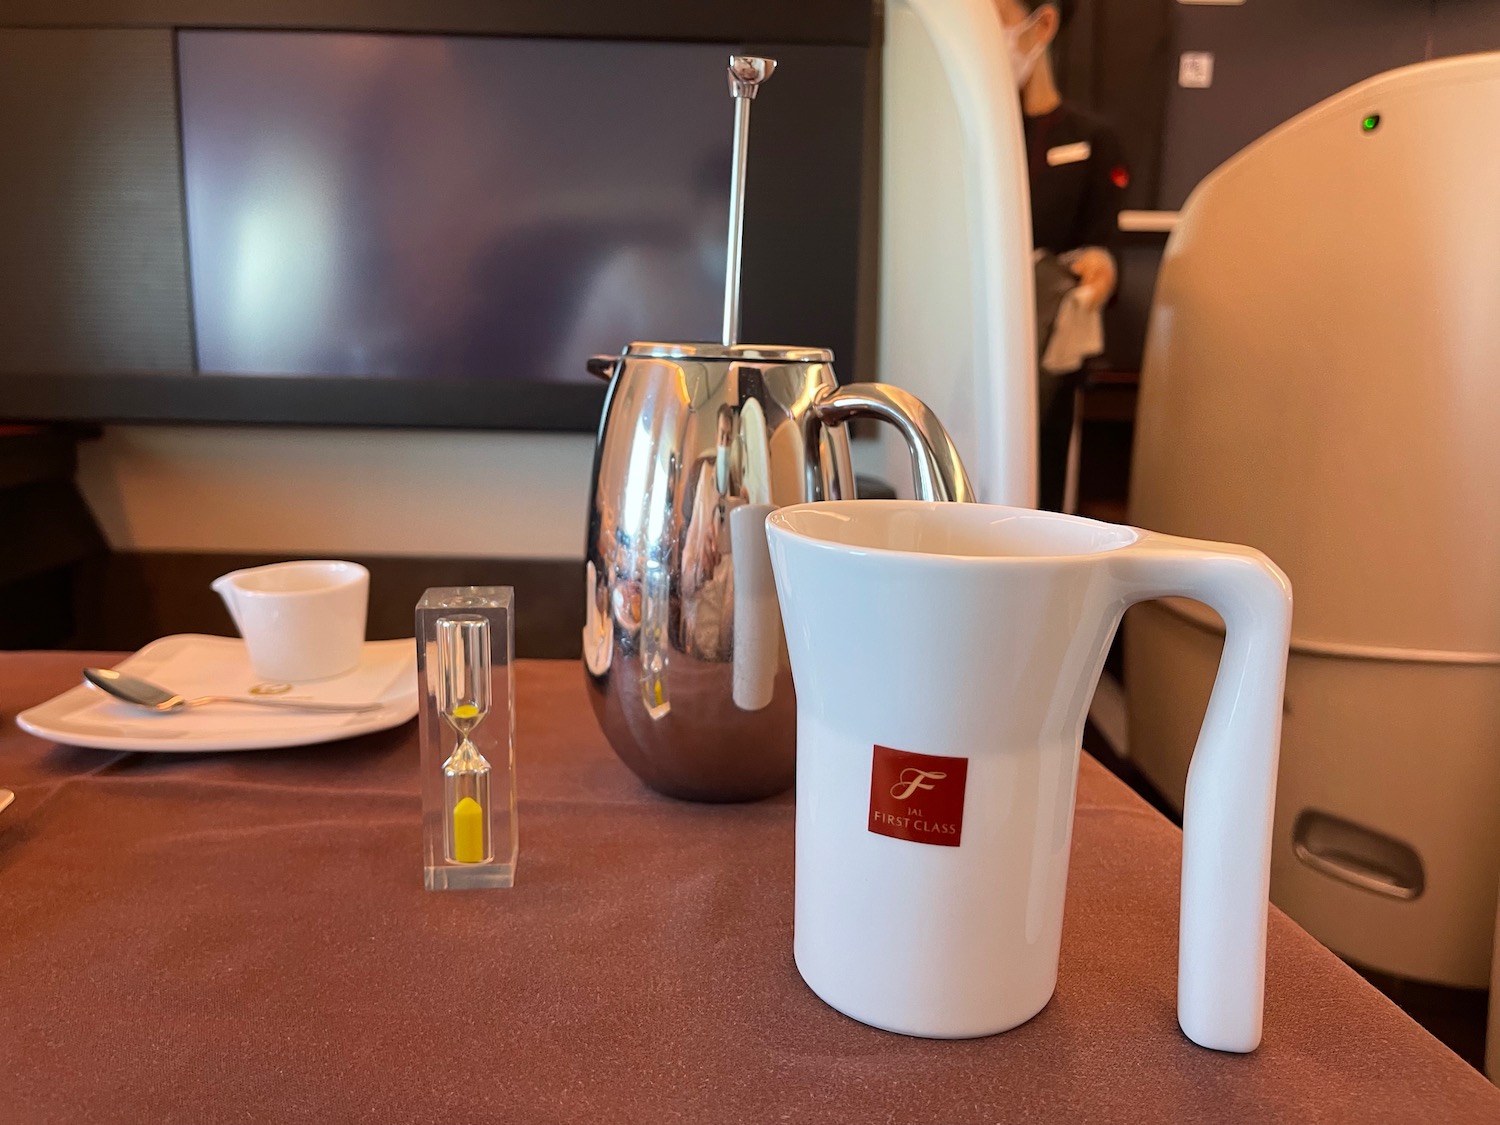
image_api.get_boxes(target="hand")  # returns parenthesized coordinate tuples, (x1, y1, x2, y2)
(1066, 247, 1117, 310)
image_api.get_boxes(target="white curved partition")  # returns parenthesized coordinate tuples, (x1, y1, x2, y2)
(879, 0, 1036, 507)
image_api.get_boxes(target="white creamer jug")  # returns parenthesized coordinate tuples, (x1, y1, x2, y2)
(212, 560, 369, 683)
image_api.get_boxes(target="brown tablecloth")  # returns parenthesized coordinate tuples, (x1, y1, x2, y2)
(2, 654, 1497, 1125)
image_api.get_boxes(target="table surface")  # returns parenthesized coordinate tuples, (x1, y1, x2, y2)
(3, 654, 1498, 1125)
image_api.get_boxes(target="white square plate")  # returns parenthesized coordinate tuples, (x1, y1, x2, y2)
(16, 634, 418, 752)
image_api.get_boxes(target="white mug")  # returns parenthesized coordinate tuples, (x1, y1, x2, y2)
(211, 561, 370, 683)
(765, 501, 1292, 1053)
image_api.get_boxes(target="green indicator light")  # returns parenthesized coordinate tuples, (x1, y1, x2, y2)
(1361, 114, 1381, 133)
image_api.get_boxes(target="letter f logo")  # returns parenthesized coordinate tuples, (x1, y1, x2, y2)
(890, 767, 947, 801)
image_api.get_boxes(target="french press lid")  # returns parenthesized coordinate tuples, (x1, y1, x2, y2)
(623, 341, 833, 363)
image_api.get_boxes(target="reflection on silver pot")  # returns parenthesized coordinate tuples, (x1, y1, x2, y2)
(581, 54, 972, 801)
(582, 342, 974, 801)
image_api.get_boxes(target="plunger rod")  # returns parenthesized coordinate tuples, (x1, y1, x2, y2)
(721, 56, 776, 348)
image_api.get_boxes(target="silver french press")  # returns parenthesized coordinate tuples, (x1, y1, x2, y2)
(582, 56, 974, 802)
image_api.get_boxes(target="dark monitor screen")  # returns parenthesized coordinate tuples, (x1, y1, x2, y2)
(178, 30, 733, 384)
(0, 7, 869, 430)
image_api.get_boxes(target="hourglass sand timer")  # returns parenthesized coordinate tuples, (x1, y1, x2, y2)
(417, 588, 517, 890)
(438, 615, 493, 864)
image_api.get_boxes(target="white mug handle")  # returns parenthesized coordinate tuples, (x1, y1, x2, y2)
(729, 503, 779, 711)
(1111, 531, 1293, 1052)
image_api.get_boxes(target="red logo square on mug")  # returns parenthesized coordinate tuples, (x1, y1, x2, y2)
(868, 745, 969, 847)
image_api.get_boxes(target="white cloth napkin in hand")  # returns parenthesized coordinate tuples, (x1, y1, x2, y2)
(1041, 284, 1105, 375)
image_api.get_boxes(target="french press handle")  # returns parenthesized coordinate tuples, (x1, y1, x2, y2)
(735, 381, 974, 715)
(810, 382, 976, 503)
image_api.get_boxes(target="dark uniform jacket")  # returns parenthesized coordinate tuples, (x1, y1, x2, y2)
(1025, 101, 1129, 511)
(1023, 102, 1128, 256)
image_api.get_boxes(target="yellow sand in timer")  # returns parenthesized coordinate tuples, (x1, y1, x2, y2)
(437, 616, 493, 865)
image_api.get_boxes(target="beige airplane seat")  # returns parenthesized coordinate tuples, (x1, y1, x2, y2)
(1127, 53, 1500, 1012)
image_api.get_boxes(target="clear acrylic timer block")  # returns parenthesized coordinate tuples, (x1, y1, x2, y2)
(417, 587, 518, 890)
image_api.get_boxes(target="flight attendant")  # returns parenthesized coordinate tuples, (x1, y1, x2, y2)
(996, 0, 1129, 510)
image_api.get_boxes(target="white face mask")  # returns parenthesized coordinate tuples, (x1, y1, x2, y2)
(1005, 10, 1046, 90)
